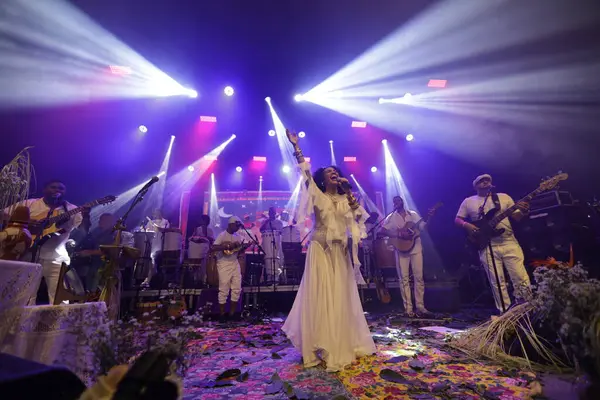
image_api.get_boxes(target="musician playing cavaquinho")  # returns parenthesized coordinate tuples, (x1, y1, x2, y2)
(382, 196, 431, 317)
(455, 174, 531, 314)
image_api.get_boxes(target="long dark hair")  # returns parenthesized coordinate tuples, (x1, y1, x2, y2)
(312, 165, 345, 194)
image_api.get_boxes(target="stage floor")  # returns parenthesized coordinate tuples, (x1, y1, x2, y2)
(179, 311, 577, 400)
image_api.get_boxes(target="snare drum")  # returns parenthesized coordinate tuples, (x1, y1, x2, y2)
(373, 238, 397, 269)
(262, 231, 282, 259)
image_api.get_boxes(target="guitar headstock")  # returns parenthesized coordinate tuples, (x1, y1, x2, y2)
(428, 202, 444, 215)
(538, 172, 568, 192)
(84, 195, 117, 208)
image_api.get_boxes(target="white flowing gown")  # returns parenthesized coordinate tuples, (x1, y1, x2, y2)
(282, 162, 376, 372)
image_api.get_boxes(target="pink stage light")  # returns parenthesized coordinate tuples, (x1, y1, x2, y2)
(200, 116, 217, 122)
(428, 79, 447, 88)
(109, 65, 132, 75)
(351, 121, 367, 128)
(253, 156, 267, 162)
(344, 157, 357, 162)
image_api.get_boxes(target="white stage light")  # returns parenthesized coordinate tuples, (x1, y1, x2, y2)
(185, 89, 198, 98)
(282, 165, 291, 173)
(224, 86, 234, 96)
(236, 166, 242, 172)
(268, 129, 276, 137)
(139, 125, 148, 133)
(329, 140, 333, 144)
(265, 97, 271, 102)
(231, 134, 237, 139)
(298, 131, 306, 138)
(294, 94, 303, 102)
(381, 139, 387, 144)
(406, 134, 414, 141)
(371, 166, 378, 172)
(187, 165, 194, 172)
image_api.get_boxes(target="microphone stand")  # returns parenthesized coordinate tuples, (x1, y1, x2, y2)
(238, 223, 267, 321)
(482, 190, 507, 314)
(100, 187, 149, 320)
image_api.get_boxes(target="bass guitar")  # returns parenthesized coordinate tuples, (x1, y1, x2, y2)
(467, 173, 568, 251)
(30, 195, 116, 242)
(387, 202, 443, 253)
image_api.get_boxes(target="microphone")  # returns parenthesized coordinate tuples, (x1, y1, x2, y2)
(138, 176, 160, 193)
(338, 180, 353, 192)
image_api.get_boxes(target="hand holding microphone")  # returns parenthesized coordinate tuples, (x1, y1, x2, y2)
(337, 177, 353, 193)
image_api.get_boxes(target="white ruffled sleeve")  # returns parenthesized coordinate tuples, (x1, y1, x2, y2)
(294, 162, 319, 223)
(346, 204, 368, 285)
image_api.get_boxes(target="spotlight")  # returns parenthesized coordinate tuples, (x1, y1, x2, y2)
(158, 171, 166, 177)
(282, 165, 291, 173)
(138, 125, 147, 133)
(403, 93, 413, 102)
(378, 98, 385, 104)
(268, 129, 276, 137)
(235, 166, 242, 172)
(224, 86, 234, 96)
(259, 175, 263, 181)
(231, 134, 237, 139)
(171, 135, 176, 139)
(350, 174, 355, 178)
(265, 96, 271, 102)
(381, 139, 387, 144)
(371, 166, 378, 172)
(294, 94, 303, 102)
(298, 131, 306, 138)
(187, 165, 195, 172)
(185, 89, 198, 98)
(406, 134, 414, 141)
(329, 140, 333, 144)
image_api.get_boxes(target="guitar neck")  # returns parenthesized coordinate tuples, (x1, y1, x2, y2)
(489, 190, 539, 227)
(45, 202, 95, 224)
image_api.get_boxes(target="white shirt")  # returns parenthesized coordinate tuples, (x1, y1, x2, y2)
(213, 230, 243, 268)
(4, 198, 82, 264)
(190, 225, 214, 257)
(456, 192, 516, 244)
(383, 209, 423, 254)
(144, 218, 170, 232)
(281, 225, 301, 243)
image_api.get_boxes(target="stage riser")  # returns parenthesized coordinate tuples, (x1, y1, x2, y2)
(123, 283, 460, 315)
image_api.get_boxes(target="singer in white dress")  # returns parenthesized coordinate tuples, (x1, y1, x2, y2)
(282, 129, 376, 372)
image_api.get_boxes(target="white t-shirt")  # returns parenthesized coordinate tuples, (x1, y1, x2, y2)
(213, 230, 243, 268)
(281, 225, 301, 243)
(144, 218, 170, 254)
(260, 219, 283, 232)
(383, 210, 423, 254)
(4, 198, 82, 264)
(456, 193, 516, 244)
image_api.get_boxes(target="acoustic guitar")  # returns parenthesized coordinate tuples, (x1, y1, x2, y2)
(30, 195, 116, 242)
(466, 173, 568, 251)
(387, 202, 443, 254)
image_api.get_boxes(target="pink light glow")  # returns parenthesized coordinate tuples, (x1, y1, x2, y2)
(344, 156, 357, 162)
(253, 156, 267, 162)
(204, 155, 218, 161)
(109, 65, 132, 75)
(351, 121, 367, 128)
(428, 79, 447, 88)
(200, 116, 217, 122)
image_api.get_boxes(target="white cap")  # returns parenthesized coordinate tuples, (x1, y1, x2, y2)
(228, 216, 242, 224)
(473, 174, 492, 187)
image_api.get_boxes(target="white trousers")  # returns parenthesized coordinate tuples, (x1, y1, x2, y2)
(28, 259, 61, 305)
(217, 261, 242, 305)
(395, 251, 425, 313)
(479, 240, 531, 312)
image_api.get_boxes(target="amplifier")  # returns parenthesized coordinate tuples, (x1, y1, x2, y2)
(529, 191, 573, 212)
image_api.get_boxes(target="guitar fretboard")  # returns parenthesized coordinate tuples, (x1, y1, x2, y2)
(488, 188, 542, 228)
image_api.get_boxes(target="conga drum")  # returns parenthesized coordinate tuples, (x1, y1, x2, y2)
(373, 238, 397, 269)
(206, 254, 219, 287)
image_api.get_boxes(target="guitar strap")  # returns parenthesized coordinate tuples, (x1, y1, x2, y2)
(477, 192, 501, 219)
(491, 192, 501, 214)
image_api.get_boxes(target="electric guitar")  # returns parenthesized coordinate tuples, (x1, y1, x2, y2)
(387, 202, 443, 253)
(30, 195, 116, 242)
(467, 173, 568, 250)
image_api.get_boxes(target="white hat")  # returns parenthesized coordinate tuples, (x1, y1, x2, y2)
(473, 174, 492, 187)
(228, 216, 242, 224)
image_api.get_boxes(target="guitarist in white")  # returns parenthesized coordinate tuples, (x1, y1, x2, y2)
(382, 196, 431, 317)
(455, 174, 531, 314)
(2, 180, 83, 305)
